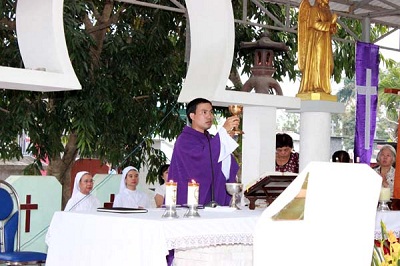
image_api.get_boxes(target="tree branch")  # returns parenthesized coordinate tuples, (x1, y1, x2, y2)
(0, 107, 10, 113)
(229, 67, 243, 90)
(0, 18, 16, 31)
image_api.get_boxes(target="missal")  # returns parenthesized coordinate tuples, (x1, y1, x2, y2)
(244, 171, 298, 210)
(97, 207, 148, 213)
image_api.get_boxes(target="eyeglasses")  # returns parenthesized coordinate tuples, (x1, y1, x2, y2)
(81, 179, 94, 184)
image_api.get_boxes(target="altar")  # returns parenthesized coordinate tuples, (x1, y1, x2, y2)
(45, 207, 262, 266)
(375, 211, 400, 239)
(45, 204, 400, 265)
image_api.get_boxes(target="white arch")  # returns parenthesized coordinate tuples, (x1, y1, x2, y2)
(178, 0, 235, 104)
(0, 0, 81, 92)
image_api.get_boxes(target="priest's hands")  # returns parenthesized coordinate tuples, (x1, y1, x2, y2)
(223, 115, 240, 137)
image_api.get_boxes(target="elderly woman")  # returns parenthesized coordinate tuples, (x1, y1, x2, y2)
(64, 171, 101, 211)
(375, 145, 397, 197)
(275, 133, 299, 173)
(113, 166, 150, 209)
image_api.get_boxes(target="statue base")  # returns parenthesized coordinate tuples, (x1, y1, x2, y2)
(296, 92, 337, 102)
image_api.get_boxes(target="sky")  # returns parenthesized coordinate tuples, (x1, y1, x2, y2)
(377, 29, 400, 63)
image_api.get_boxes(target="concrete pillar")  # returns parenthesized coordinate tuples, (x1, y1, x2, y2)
(297, 101, 345, 172)
(242, 106, 277, 186)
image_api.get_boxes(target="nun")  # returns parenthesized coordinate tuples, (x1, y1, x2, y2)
(64, 171, 101, 211)
(113, 166, 150, 209)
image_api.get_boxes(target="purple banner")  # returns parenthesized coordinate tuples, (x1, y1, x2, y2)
(354, 42, 379, 164)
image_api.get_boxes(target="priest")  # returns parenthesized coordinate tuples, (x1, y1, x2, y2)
(169, 98, 240, 206)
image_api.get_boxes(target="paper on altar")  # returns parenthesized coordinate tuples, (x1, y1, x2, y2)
(253, 161, 381, 266)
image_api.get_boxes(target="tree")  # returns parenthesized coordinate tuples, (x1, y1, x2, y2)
(0, 1, 187, 207)
(331, 78, 356, 150)
(0, 0, 395, 208)
(331, 63, 400, 151)
(231, 2, 394, 89)
(278, 112, 300, 133)
(377, 63, 400, 142)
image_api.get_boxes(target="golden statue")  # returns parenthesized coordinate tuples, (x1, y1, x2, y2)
(297, 0, 338, 101)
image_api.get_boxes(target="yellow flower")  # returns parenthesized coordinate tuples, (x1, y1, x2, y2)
(391, 242, 400, 255)
(372, 220, 400, 266)
(387, 231, 397, 244)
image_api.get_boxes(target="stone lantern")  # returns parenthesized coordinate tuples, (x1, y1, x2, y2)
(240, 31, 288, 95)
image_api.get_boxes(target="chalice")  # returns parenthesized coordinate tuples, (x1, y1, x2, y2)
(228, 105, 244, 135)
(226, 183, 243, 209)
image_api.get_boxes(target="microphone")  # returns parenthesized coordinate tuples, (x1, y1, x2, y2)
(204, 131, 218, 208)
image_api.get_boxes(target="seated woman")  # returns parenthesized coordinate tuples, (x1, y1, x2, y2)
(154, 164, 169, 208)
(332, 150, 351, 163)
(275, 133, 299, 173)
(375, 145, 396, 197)
(64, 171, 101, 211)
(113, 166, 150, 209)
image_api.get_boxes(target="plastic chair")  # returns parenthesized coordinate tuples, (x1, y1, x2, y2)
(0, 180, 47, 265)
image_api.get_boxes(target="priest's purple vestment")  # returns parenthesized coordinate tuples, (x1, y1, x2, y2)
(169, 126, 239, 206)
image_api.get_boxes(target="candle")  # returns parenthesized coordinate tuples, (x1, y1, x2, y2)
(379, 187, 391, 201)
(165, 180, 177, 206)
(187, 180, 199, 205)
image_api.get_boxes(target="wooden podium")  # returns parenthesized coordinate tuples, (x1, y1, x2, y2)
(244, 173, 297, 210)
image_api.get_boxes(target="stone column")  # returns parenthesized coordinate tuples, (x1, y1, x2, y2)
(298, 101, 345, 172)
(242, 106, 277, 187)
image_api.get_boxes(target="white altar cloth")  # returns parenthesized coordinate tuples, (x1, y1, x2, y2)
(46, 207, 262, 266)
(375, 211, 400, 239)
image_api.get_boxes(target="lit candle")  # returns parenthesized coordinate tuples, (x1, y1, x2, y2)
(187, 179, 199, 205)
(379, 187, 391, 201)
(165, 180, 177, 206)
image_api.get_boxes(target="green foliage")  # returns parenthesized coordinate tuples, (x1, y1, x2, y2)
(331, 78, 356, 150)
(280, 113, 300, 133)
(0, 0, 398, 186)
(377, 64, 400, 142)
(232, 1, 299, 84)
(333, 18, 393, 83)
(332, 63, 400, 151)
(0, 0, 187, 184)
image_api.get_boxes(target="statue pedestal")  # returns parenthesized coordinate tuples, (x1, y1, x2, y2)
(294, 101, 345, 172)
(296, 92, 337, 102)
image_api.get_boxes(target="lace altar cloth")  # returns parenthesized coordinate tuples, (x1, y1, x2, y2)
(174, 244, 253, 266)
(162, 207, 261, 249)
(46, 207, 262, 266)
(167, 232, 253, 250)
(375, 211, 400, 239)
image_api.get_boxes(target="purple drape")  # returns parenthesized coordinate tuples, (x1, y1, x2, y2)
(354, 42, 379, 164)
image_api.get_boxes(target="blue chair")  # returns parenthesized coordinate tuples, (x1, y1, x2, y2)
(0, 180, 47, 265)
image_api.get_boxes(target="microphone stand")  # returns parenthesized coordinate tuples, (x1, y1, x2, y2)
(204, 131, 218, 208)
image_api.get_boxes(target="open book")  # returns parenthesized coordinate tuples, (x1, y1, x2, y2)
(244, 171, 298, 210)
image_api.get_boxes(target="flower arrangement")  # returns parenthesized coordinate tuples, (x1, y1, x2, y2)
(372, 220, 400, 266)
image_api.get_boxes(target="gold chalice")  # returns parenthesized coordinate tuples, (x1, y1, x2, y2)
(228, 105, 244, 135)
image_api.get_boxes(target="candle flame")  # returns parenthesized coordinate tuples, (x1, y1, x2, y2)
(191, 179, 196, 184)
(169, 179, 174, 183)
